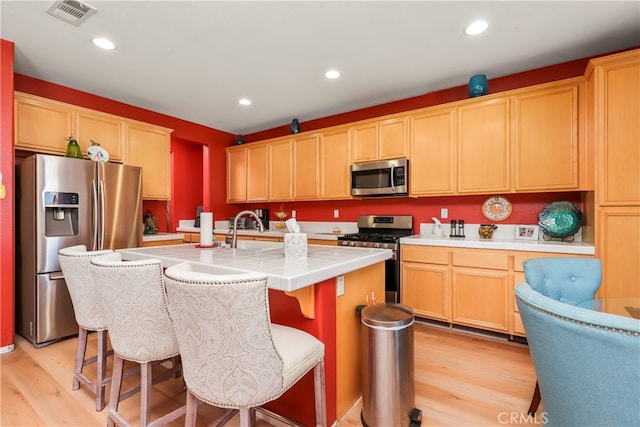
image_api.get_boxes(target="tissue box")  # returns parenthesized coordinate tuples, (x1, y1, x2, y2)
(284, 233, 307, 259)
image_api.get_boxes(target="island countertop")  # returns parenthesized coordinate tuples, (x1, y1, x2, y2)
(118, 243, 391, 292)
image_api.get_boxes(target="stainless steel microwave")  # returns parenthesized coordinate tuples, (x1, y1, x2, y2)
(350, 158, 408, 197)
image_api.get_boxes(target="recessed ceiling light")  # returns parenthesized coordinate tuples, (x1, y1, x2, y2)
(91, 37, 116, 50)
(238, 98, 251, 106)
(325, 70, 340, 79)
(464, 20, 488, 36)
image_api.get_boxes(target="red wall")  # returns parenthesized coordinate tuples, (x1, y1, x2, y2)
(1, 39, 15, 350)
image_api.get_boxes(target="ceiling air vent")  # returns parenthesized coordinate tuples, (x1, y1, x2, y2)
(47, 0, 97, 26)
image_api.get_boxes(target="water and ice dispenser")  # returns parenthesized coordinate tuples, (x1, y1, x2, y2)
(44, 191, 79, 237)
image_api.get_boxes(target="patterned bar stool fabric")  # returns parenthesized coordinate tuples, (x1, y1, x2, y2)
(58, 245, 114, 411)
(90, 253, 184, 427)
(163, 262, 327, 427)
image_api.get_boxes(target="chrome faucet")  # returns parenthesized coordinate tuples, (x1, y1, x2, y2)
(230, 210, 265, 248)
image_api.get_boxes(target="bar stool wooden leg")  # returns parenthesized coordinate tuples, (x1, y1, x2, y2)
(95, 330, 108, 411)
(73, 328, 88, 391)
(314, 360, 327, 427)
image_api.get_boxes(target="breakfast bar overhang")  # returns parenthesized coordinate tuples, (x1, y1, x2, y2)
(118, 243, 391, 426)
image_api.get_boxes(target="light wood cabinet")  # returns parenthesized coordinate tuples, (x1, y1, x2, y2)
(457, 98, 511, 194)
(319, 127, 352, 199)
(14, 92, 73, 154)
(409, 107, 456, 195)
(402, 244, 595, 336)
(513, 82, 579, 191)
(226, 146, 247, 203)
(75, 110, 123, 162)
(15, 92, 173, 200)
(293, 134, 320, 200)
(268, 138, 293, 201)
(351, 116, 408, 163)
(246, 143, 269, 202)
(451, 250, 510, 333)
(586, 49, 640, 298)
(124, 121, 172, 200)
(596, 207, 640, 297)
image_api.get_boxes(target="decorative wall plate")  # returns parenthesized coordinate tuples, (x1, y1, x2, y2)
(538, 201, 584, 240)
(482, 196, 512, 221)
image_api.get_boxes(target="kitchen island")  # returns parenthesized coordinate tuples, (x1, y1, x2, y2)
(118, 243, 391, 426)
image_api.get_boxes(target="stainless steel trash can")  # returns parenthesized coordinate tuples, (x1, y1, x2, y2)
(360, 303, 421, 427)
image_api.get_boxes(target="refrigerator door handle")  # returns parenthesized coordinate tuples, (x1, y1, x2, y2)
(91, 179, 99, 251)
(49, 272, 65, 281)
(98, 179, 105, 250)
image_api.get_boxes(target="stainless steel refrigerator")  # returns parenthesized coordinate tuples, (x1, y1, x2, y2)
(15, 154, 143, 347)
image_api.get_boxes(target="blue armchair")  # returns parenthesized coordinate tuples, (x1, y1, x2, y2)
(515, 283, 640, 427)
(522, 257, 603, 413)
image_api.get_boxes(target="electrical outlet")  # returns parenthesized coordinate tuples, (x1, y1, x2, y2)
(336, 276, 345, 296)
(441, 208, 448, 219)
(334, 209, 339, 218)
(291, 210, 296, 218)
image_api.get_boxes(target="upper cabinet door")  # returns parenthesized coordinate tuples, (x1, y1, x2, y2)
(14, 92, 73, 154)
(76, 111, 124, 162)
(320, 127, 352, 200)
(457, 98, 511, 194)
(351, 123, 378, 163)
(592, 54, 640, 206)
(351, 117, 408, 163)
(293, 134, 320, 200)
(379, 117, 408, 160)
(226, 146, 247, 203)
(124, 122, 172, 200)
(409, 107, 456, 195)
(513, 83, 579, 191)
(269, 138, 293, 201)
(246, 143, 269, 202)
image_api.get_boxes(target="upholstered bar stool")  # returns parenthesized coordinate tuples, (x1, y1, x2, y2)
(58, 245, 115, 411)
(163, 262, 327, 427)
(90, 253, 184, 427)
(521, 257, 602, 415)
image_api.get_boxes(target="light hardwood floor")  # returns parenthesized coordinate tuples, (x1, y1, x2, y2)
(1, 321, 541, 426)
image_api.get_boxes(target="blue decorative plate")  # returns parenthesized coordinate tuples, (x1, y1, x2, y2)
(538, 201, 584, 238)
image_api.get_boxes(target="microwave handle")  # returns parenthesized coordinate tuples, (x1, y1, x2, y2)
(390, 166, 396, 191)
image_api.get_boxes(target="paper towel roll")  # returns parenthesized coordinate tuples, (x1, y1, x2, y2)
(200, 212, 213, 246)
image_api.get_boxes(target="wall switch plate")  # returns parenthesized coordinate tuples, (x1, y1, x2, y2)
(334, 209, 339, 218)
(336, 276, 345, 296)
(291, 210, 296, 218)
(441, 208, 448, 219)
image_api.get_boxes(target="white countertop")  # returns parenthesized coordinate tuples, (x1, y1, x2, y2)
(142, 233, 184, 242)
(118, 243, 391, 292)
(400, 234, 595, 255)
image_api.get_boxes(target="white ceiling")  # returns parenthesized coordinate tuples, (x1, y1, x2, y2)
(2, 1, 639, 136)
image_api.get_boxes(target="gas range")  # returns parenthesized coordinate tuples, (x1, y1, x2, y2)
(338, 215, 413, 303)
(337, 215, 414, 251)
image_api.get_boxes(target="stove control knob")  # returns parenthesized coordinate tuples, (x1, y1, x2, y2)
(382, 243, 389, 249)
(341, 241, 348, 246)
(362, 242, 368, 248)
(349, 241, 356, 247)
(374, 242, 381, 248)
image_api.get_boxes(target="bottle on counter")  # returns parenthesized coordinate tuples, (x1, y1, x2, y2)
(450, 220, 457, 237)
(457, 220, 465, 238)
